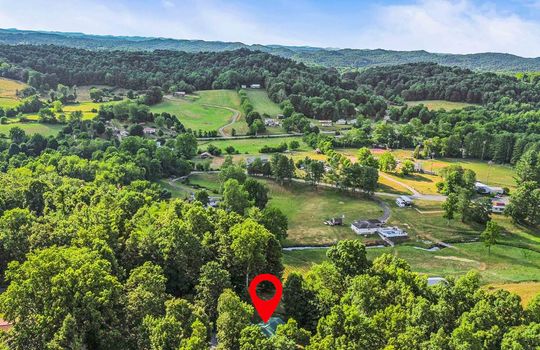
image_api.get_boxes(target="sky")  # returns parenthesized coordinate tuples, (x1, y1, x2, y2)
(1, 0, 540, 57)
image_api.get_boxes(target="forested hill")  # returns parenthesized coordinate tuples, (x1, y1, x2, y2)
(2, 28, 540, 72)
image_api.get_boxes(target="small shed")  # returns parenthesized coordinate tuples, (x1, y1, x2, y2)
(173, 91, 186, 97)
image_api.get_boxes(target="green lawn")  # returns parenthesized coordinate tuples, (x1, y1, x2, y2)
(0, 123, 63, 137)
(406, 100, 477, 111)
(198, 136, 306, 154)
(196, 90, 241, 109)
(186, 173, 221, 194)
(245, 89, 282, 116)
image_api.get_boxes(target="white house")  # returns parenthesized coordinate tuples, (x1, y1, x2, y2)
(173, 91, 186, 97)
(351, 219, 383, 235)
(396, 195, 413, 208)
(250, 84, 261, 89)
(475, 182, 504, 195)
(335, 119, 348, 125)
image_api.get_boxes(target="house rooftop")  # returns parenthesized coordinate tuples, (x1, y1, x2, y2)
(352, 219, 382, 229)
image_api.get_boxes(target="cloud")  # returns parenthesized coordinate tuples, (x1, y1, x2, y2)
(353, 0, 540, 57)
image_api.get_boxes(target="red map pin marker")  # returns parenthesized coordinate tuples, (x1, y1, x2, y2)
(248, 274, 282, 323)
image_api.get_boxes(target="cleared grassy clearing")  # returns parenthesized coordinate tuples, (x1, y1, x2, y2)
(0, 123, 63, 137)
(406, 100, 477, 110)
(151, 98, 233, 132)
(244, 89, 281, 116)
(198, 136, 306, 154)
(0, 78, 27, 109)
(264, 180, 384, 247)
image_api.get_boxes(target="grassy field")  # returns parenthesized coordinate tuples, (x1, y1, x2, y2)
(406, 100, 477, 110)
(339, 148, 517, 192)
(245, 89, 282, 116)
(264, 180, 384, 246)
(488, 282, 540, 306)
(0, 123, 63, 137)
(0, 78, 27, 109)
(198, 136, 307, 154)
(151, 97, 234, 132)
(284, 242, 540, 285)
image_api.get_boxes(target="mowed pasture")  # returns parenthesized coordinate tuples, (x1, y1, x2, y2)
(152, 90, 242, 133)
(406, 100, 477, 111)
(0, 78, 27, 109)
(244, 89, 282, 116)
(0, 123, 63, 137)
(198, 136, 307, 154)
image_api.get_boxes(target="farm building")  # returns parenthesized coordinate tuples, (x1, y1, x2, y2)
(396, 195, 413, 207)
(351, 219, 383, 235)
(250, 84, 261, 89)
(474, 182, 504, 195)
(335, 119, 349, 125)
(241, 85, 247, 89)
(173, 91, 186, 97)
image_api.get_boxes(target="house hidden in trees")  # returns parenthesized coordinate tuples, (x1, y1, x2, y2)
(173, 91, 186, 97)
(250, 84, 261, 89)
(199, 152, 213, 159)
(143, 127, 156, 135)
(474, 182, 504, 195)
(258, 317, 285, 337)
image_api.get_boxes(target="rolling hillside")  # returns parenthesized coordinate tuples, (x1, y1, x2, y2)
(2, 28, 540, 72)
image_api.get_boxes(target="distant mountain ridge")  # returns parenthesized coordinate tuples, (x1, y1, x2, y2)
(2, 28, 540, 72)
